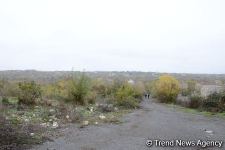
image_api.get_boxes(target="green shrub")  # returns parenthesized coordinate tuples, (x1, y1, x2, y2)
(202, 100, 219, 112)
(0, 81, 20, 98)
(2, 97, 10, 105)
(181, 88, 189, 96)
(202, 92, 225, 112)
(114, 83, 140, 108)
(133, 81, 145, 99)
(180, 92, 225, 112)
(189, 95, 202, 108)
(115, 83, 134, 100)
(6, 83, 20, 97)
(145, 80, 156, 96)
(154, 75, 180, 103)
(218, 93, 225, 112)
(42, 79, 69, 100)
(91, 79, 108, 97)
(0, 79, 9, 100)
(18, 81, 42, 105)
(115, 97, 139, 109)
(108, 79, 123, 96)
(187, 80, 196, 95)
(67, 73, 91, 105)
(86, 91, 97, 104)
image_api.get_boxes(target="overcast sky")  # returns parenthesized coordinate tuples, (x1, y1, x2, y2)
(0, 0, 224, 73)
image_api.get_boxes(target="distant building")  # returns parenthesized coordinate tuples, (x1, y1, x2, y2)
(128, 79, 135, 85)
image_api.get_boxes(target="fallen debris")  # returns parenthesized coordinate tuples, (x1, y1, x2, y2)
(99, 114, 106, 120)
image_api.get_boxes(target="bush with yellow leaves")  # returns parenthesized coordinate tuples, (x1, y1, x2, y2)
(154, 75, 180, 103)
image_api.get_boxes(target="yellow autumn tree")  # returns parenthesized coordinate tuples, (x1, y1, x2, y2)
(154, 75, 180, 103)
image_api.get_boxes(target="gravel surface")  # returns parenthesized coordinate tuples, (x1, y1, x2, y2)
(32, 99, 225, 150)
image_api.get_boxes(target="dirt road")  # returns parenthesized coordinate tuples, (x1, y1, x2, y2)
(32, 99, 225, 150)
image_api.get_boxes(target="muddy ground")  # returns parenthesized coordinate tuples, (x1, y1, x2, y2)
(32, 98, 225, 150)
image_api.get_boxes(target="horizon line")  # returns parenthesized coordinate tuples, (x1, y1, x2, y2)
(0, 69, 225, 75)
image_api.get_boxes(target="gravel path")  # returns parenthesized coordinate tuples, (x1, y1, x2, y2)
(32, 99, 225, 150)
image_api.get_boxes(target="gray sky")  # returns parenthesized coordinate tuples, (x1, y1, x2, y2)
(0, 0, 225, 73)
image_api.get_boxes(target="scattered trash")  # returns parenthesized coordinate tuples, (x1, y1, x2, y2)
(49, 109, 56, 115)
(24, 118, 29, 122)
(114, 107, 118, 111)
(66, 115, 70, 119)
(82, 120, 89, 126)
(87, 106, 94, 112)
(49, 109, 55, 113)
(30, 133, 35, 136)
(80, 120, 89, 128)
(52, 122, 59, 128)
(40, 123, 47, 127)
(204, 129, 214, 135)
(99, 114, 106, 120)
(40, 122, 51, 127)
(46, 122, 50, 127)
(18, 112, 24, 115)
(98, 104, 114, 112)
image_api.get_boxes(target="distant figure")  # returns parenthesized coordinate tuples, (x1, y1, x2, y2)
(144, 93, 147, 99)
(144, 93, 150, 99)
